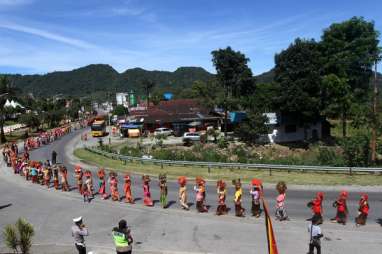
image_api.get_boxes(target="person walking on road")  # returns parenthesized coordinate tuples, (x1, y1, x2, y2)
(51, 150, 57, 164)
(112, 219, 133, 254)
(307, 216, 323, 254)
(71, 216, 88, 254)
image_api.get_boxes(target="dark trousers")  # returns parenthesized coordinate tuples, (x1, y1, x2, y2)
(117, 251, 132, 254)
(75, 244, 86, 254)
(308, 243, 321, 254)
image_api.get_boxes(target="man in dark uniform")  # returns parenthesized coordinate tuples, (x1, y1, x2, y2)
(51, 150, 57, 164)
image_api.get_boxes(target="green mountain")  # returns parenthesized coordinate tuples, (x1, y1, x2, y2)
(4, 64, 381, 99)
(5, 64, 214, 98)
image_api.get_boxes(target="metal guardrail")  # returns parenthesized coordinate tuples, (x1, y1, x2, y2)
(85, 146, 382, 175)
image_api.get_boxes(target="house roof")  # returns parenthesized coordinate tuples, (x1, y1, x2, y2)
(129, 99, 218, 124)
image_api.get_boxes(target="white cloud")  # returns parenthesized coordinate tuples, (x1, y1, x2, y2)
(0, 22, 98, 49)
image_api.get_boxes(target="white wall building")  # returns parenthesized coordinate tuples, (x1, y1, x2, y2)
(116, 93, 129, 107)
(262, 113, 327, 144)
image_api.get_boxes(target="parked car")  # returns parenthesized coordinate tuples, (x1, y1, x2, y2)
(154, 128, 174, 137)
(182, 132, 201, 143)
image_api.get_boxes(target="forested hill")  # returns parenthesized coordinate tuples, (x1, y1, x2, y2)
(3, 64, 381, 98)
(5, 64, 214, 97)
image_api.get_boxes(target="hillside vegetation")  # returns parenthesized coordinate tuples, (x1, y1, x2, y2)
(5, 64, 214, 97)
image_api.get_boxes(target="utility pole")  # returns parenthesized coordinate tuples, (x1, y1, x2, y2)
(371, 59, 378, 163)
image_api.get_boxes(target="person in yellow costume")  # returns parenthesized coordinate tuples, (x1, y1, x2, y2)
(233, 179, 245, 217)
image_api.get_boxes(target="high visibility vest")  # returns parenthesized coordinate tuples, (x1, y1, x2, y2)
(112, 231, 129, 247)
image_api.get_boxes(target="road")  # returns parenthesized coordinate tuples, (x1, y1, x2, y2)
(1, 129, 382, 253)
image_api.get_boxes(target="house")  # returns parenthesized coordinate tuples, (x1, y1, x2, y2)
(264, 112, 331, 144)
(128, 99, 221, 136)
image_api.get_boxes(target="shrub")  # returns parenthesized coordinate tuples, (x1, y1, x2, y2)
(217, 137, 228, 149)
(341, 135, 370, 167)
(3, 218, 35, 254)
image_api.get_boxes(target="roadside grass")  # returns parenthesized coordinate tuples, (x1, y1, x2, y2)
(74, 148, 382, 186)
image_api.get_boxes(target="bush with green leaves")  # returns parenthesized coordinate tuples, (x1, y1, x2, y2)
(3, 218, 35, 254)
(341, 135, 370, 167)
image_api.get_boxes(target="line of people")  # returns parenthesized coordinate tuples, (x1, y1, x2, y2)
(6, 151, 371, 226)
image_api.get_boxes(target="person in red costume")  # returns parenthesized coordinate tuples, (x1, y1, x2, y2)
(331, 191, 348, 225)
(356, 194, 369, 226)
(124, 174, 134, 204)
(142, 175, 153, 206)
(307, 192, 324, 224)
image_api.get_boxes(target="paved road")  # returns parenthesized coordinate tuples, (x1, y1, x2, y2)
(0, 129, 382, 254)
(30, 129, 382, 222)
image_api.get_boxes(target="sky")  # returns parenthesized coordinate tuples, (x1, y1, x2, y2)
(0, 0, 381, 75)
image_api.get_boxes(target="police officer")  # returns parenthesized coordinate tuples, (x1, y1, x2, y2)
(112, 219, 133, 254)
(71, 216, 88, 254)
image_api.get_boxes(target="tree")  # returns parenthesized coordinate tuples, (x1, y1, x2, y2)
(142, 79, 155, 108)
(234, 112, 269, 144)
(274, 38, 323, 123)
(211, 46, 255, 136)
(19, 113, 41, 130)
(113, 105, 128, 117)
(3, 218, 35, 254)
(189, 79, 222, 110)
(321, 17, 380, 137)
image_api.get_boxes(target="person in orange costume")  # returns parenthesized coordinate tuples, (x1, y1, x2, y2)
(178, 176, 189, 210)
(356, 194, 369, 226)
(74, 165, 83, 195)
(124, 174, 134, 204)
(53, 166, 59, 190)
(60, 166, 69, 191)
(142, 175, 153, 206)
(194, 177, 208, 213)
(109, 171, 120, 201)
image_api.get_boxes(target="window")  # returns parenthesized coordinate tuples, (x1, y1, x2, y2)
(285, 124, 297, 133)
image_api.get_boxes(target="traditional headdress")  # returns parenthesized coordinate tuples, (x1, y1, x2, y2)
(84, 170, 92, 177)
(142, 174, 150, 183)
(316, 192, 324, 201)
(361, 193, 368, 201)
(340, 191, 348, 199)
(97, 168, 105, 178)
(276, 181, 287, 194)
(195, 176, 205, 185)
(232, 179, 241, 187)
(178, 176, 187, 186)
(124, 174, 131, 181)
(216, 180, 226, 189)
(159, 173, 167, 182)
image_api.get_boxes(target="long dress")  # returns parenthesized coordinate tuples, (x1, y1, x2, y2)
(216, 189, 227, 215)
(250, 189, 261, 217)
(124, 180, 134, 203)
(333, 199, 348, 225)
(159, 182, 168, 208)
(275, 193, 288, 221)
(110, 177, 120, 201)
(143, 183, 153, 206)
(178, 186, 189, 210)
(234, 188, 245, 217)
(355, 199, 369, 226)
(195, 185, 207, 213)
(98, 178, 107, 199)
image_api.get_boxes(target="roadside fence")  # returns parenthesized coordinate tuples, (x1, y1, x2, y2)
(84, 146, 382, 176)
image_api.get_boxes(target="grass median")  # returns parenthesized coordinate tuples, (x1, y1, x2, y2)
(74, 148, 382, 186)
